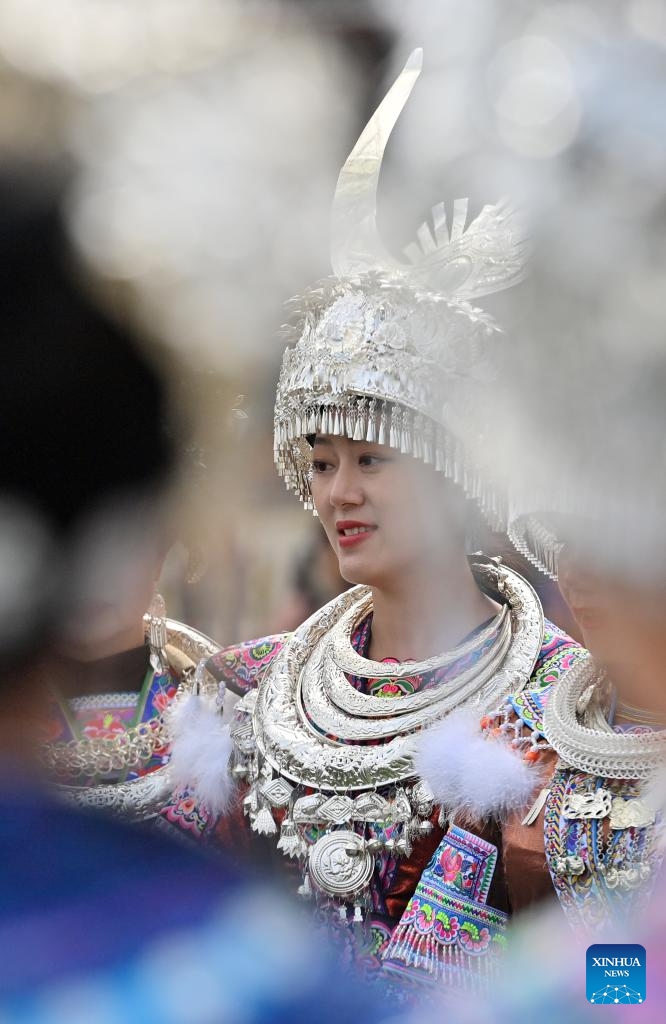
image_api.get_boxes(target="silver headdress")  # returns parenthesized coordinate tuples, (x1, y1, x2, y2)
(508, 512, 565, 581)
(273, 49, 529, 529)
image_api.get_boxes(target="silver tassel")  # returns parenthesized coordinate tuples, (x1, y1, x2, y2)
(389, 408, 401, 449)
(412, 415, 424, 460)
(423, 422, 434, 465)
(348, 402, 358, 439)
(251, 804, 278, 836)
(277, 818, 307, 858)
(377, 405, 388, 446)
(366, 399, 377, 442)
(401, 410, 412, 455)
(297, 872, 313, 899)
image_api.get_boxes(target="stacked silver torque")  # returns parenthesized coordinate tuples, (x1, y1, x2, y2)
(542, 655, 665, 923)
(544, 655, 666, 780)
(229, 558, 544, 908)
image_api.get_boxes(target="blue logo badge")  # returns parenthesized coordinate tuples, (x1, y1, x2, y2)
(586, 944, 646, 1004)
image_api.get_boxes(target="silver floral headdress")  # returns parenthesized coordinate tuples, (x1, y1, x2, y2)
(274, 49, 529, 529)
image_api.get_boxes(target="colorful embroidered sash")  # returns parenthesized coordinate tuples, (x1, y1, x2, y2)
(382, 825, 508, 987)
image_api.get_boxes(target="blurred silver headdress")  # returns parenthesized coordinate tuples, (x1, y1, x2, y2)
(274, 49, 529, 529)
(495, 34, 666, 585)
(508, 513, 564, 581)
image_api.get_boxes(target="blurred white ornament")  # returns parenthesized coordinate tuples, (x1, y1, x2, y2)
(66, 32, 357, 372)
(0, 0, 246, 92)
(488, 36, 581, 159)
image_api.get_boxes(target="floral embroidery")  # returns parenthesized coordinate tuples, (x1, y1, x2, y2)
(382, 826, 507, 982)
(153, 684, 178, 714)
(160, 788, 214, 837)
(401, 897, 418, 925)
(208, 634, 286, 696)
(531, 622, 586, 691)
(414, 901, 434, 933)
(458, 921, 491, 955)
(433, 911, 459, 944)
(81, 713, 128, 740)
(369, 678, 416, 698)
(438, 846, 464, 885)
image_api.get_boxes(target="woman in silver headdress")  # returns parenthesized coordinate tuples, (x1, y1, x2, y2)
(458, 23, 666, 937)
(167, 51, 584, 988)
(500, 509, 666, 934)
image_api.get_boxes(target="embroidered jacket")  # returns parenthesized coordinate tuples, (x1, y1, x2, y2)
(159, 618, 585, 983)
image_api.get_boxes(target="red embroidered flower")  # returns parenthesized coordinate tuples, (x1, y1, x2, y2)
(375, 682, 403, 697)
(153, 685, 177, 714)
(439, 846, 464, 883)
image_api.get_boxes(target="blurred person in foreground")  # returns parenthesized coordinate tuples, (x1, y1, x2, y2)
(1, 168, 231, 838)
(0, 170, 386, 1024)
(166, 50, 585, 997)
(475, 30, 666, 939)
(415, 25, 666, 1024)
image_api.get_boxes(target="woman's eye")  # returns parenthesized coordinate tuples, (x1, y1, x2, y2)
(311, 459, 332, 474)
(359, 454, 383, 467)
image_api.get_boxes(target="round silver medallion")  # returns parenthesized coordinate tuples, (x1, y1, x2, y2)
(308, 830, 373, 900)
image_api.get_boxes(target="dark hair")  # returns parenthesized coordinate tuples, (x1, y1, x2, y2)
(0, 168, 176, 534)
(0, 167, 178, 663)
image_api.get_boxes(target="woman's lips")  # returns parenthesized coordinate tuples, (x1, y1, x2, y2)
(336, 521, 376, 549)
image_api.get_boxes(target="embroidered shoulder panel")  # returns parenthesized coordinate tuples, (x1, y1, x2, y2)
(206, 634, 287, 696)
(508, 621, 587, 738)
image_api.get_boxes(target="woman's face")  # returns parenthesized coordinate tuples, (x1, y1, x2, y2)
(309, 434, 465, 588)
(557, 546, 611, 657)
(557, 542, 666, 713)
(58, 504, 168, 662)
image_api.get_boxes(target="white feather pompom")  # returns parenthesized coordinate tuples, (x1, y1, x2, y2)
(167, 694, 235, 816)
(412, 710, 541, 822)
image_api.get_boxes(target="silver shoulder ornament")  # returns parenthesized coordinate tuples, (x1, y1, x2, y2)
(52, 616, 221, 822)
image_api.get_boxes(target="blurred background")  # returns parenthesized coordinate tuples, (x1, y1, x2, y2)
(2, 0, 665, 645)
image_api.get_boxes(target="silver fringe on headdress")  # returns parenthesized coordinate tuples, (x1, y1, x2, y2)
(508, 512, 564, 581)
(274, 49, 529, 530)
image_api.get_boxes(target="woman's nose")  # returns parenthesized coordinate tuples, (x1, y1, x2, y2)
(328, 462, 363, 508)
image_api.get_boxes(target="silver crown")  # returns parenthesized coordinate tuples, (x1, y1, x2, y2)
(274, 49, 529, 528)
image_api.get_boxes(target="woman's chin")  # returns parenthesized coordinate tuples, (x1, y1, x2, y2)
(337, 556, 370, 587)
(337, 555, 384, 588)
(339, 566, 367, 586)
